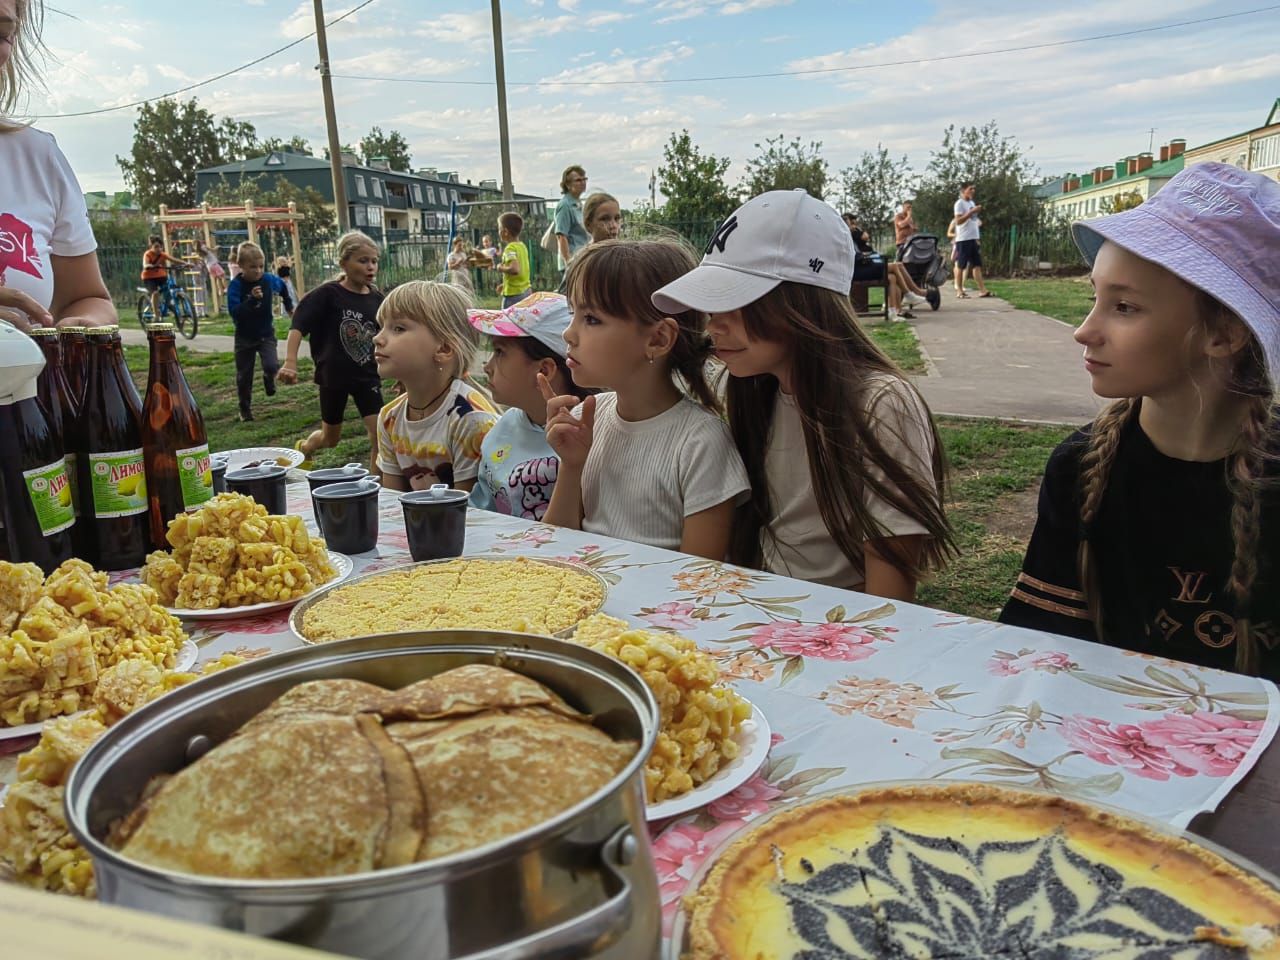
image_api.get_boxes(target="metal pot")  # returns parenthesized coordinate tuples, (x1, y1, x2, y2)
(66, 631, 662, 960)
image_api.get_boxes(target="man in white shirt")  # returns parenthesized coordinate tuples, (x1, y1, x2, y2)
(952, 182, 990, 298)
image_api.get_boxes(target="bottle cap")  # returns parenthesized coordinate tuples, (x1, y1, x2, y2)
(147, 322, 176, 333)
(59, 325, 88, 334)
(26, 326, 59, 337)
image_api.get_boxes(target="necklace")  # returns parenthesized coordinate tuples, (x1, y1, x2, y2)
(407, 380, 452, 415)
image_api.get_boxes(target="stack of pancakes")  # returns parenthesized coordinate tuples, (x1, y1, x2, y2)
(108, 666, 636, 879)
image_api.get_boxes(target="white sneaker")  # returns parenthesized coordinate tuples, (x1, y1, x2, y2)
(887, 307, 898, 321)
(903, 290, 926, 306)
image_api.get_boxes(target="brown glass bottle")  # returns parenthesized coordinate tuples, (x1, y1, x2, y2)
(103, 326, 144, 422)
(60, 325, 89, 408)
(28, 327, 88, 558)
(143, 323, 213, 545)
(1, 332, 75, 573)
(77, 329, 150, 569)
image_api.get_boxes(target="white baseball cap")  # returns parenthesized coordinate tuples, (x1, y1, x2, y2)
(651, 189, 854, 314)
(467, 291, 571, 358)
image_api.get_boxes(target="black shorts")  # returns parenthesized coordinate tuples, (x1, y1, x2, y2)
(954, 239, 983, 269)
(852, 255, 887, 283)
(143, 277, 167, 293)
(318, 382, 384, 425)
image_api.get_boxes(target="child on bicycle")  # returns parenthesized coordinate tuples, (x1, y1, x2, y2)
(226, 242, 294, 422)
(140, 235, 189, 324)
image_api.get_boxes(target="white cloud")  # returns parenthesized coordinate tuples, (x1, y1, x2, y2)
(559, 0, 582, 9)
(538, 44, 695, 89)
(722, 0, 793, 14)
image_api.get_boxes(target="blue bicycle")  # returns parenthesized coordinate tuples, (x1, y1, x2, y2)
(136, 269, 197, 339)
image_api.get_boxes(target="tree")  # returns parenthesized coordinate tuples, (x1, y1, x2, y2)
(836, 144, 915, 248)
(1100, 190, 1144, 214)
(359, 127, 412, 171)
(259, 135, 313, 156)
(912, 121, 1042, 242)
(117, 98, 258, 213)
(322, 143, 359, 161)
(202, 174, 336, 245)
(741, 135, 829, 200)
(655, 129, 737, 226)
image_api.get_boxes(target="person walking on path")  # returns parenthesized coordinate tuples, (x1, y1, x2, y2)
(953, 183, 991, 299)
(553, 165, 590, 274)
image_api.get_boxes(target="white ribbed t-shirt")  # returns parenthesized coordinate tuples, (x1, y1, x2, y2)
(581, 393, 749, 551)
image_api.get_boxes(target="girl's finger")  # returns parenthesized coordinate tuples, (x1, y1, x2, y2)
(537, 372, 557, 401)
(579, 394, 597, 432)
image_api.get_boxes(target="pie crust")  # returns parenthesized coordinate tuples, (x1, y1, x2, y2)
(684, 783, 1280, 959)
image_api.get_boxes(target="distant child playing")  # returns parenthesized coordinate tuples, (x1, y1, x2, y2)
(372, 280, 498, 492)
(468, 292, 589, 518)
(539, 239, 749, 560)
(196, 239, 226, 297)
(279, 231, 384, 468)
(494, 211, 531, 308)
(140, 235, 189, 322)
(225, 241, 294, 422)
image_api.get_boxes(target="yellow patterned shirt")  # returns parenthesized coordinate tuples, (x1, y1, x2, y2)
(376, 381, 498, 488)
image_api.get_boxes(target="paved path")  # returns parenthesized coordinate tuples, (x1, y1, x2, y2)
(118, 327, 312, 359)
(905, 292, 1103, 425)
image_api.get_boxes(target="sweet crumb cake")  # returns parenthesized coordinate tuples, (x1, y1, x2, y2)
(684, 783, 1280, 959)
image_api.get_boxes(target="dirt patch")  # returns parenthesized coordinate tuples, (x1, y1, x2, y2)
(984, 481, 1042, 542)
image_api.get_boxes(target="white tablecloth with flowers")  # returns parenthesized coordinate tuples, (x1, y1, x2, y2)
(4, 481, 1276, 943)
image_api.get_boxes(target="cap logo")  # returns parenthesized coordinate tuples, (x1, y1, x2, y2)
(1179, 180, 1243, 218)
(705, 215, 739, 255)
(808, 257, 825, 275)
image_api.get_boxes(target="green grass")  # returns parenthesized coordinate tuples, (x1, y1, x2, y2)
(986, 277, 1094, 327)
(918, 418, 1072, 620)
(865, 321, 926, 374)
(121, 347, 1067, 622)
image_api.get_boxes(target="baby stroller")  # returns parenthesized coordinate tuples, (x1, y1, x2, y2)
(899, 234, 945, 310)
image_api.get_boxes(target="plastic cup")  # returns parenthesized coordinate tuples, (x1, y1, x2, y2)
(224, 463, 288, 516)
(306, 462, 369, 529)
(312, 477, 381, 554)
(400, 484, 468, 562)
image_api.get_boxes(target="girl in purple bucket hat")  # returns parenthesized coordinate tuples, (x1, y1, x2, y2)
(1001, 162, 1280, 679)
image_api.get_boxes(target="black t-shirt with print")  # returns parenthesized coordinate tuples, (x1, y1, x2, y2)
(290, 281, 384, 388)
(999, 417, 1280, 680)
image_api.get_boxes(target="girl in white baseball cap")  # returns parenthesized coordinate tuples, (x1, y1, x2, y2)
(652, 190, 955, 600)
(1000, 163, 1280, 679)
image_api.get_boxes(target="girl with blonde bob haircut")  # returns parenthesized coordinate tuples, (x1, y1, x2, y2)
(539, 239, 749, 559)
(1001, 163, 1280, 679)
(372, 280, 497, 493)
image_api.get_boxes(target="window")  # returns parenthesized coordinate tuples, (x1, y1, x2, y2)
(412, 184, 423, 204)
(1252, 133, 1280, 170)
(451, 189, 459, 204)
(372, 179, 383, 198)
(353, 205, 368, 226)
(354, 175, 367, 198)
(426, 186, 436, 204)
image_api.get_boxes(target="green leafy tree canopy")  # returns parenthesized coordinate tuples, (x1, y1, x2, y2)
(656, 129, 737, 225)
(836, 144, 915, 248)
(359, 126, 412, 171)
(202, 173, 336, 245)
(259, 135, 313, 156)
(741, 134, 829, 200)
(117, 98, 257, 213)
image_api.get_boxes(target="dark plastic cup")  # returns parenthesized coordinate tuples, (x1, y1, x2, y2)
(400, 484, 468, 562)
(224, 463, 288, 515)
(313, 478, 381, 554)
(210, 454, 229, 495)
(306, 462, 369, 529)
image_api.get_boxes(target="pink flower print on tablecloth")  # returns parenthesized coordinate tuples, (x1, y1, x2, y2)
(988, 649, 1077, 677)
(650, 819, 746, 936)
(750, 621, 893, 662)
(706, 774, 784, 821)
(639, 601, 699, 631)
(1060, 714, 1195, 781)
(1138, 711, 1262, 777)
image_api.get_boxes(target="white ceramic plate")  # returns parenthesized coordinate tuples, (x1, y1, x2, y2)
(646, 700, 771, 823)
(162, 551, 353, 621)
(215, 446, 305, 472)
(0, 639, 197, 742)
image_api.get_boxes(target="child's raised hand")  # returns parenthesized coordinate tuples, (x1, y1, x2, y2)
(538, 372, 594, 470)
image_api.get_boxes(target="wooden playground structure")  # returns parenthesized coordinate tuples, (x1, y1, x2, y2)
(154, 200, 307, 315)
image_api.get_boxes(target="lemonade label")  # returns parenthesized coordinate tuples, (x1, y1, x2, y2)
(23, 460, 76, 536)
(88, 449, 147, 518)
(176, 443, 215, 511)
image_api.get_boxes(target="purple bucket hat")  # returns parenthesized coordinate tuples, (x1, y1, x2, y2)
(1071, 162, 1280, 380)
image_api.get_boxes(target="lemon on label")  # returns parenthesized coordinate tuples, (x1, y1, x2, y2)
(118, 473, 144, 497)
(57, 485, 73, 507)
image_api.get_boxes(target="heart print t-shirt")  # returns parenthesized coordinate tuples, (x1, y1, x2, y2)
(289, 280, 385, 387)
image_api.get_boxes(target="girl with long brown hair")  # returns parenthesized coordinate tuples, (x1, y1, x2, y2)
(654, 190, 954, 601)
(539, 239, 749, 560)
(1000, 163, 1280, 679)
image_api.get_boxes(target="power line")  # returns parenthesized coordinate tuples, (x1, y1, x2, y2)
(21, 0, 380, 119)
(332, 4, 1280, 88)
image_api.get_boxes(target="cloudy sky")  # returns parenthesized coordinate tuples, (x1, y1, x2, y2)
(17, 0, 1280, 206)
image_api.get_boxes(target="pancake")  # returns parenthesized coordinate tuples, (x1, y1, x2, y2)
(389, 706, 635, 859)
(377, 664, 579, 722)
(241, 678, 390, 730)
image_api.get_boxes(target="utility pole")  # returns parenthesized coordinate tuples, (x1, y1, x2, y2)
(490, 0, 515, 201)
(1147, 127, 1156, 155)
(314, 0, 351, 231)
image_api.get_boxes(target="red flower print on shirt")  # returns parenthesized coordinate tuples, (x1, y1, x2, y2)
(0, 213, 44, 282)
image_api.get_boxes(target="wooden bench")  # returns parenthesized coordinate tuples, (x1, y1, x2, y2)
(850, 278, 890, 321)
